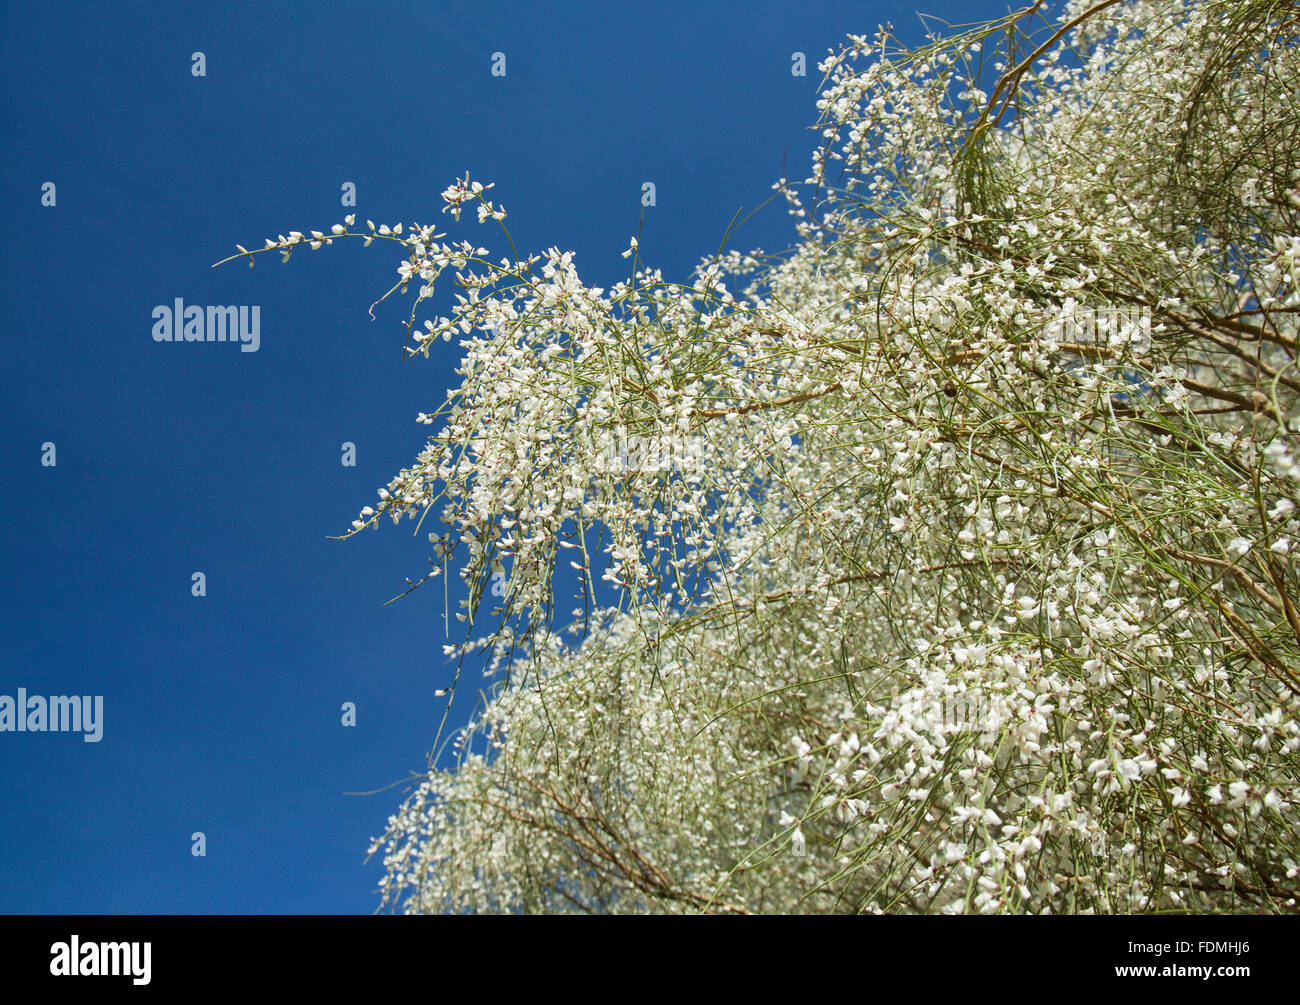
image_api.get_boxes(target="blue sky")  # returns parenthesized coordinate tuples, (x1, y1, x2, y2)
(2, 0, 1017, 913)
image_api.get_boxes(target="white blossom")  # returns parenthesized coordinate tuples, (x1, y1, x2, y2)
(226, 0, 1300, 915)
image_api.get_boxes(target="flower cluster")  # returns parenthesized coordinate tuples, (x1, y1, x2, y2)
(228, 0, 1300, 913)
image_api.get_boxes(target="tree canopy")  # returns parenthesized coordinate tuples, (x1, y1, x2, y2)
(223, 0, 1300, 913)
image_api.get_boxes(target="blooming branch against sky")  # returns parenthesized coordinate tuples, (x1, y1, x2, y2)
(216, 0, 1300, 913)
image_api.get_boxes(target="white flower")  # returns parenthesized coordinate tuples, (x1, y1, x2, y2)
(1227, 537, 1253, 557)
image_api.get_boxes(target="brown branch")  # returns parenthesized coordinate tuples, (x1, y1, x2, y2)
(969, 0, 1125, 141)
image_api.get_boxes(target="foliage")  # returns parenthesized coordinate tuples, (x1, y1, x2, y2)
(221, 0, 1300, 913)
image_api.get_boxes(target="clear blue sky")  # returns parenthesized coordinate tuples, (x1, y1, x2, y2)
(2, 0, 1018, 913)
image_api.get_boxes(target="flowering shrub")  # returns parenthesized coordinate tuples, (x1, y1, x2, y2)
(221, 0, 1300, 912)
